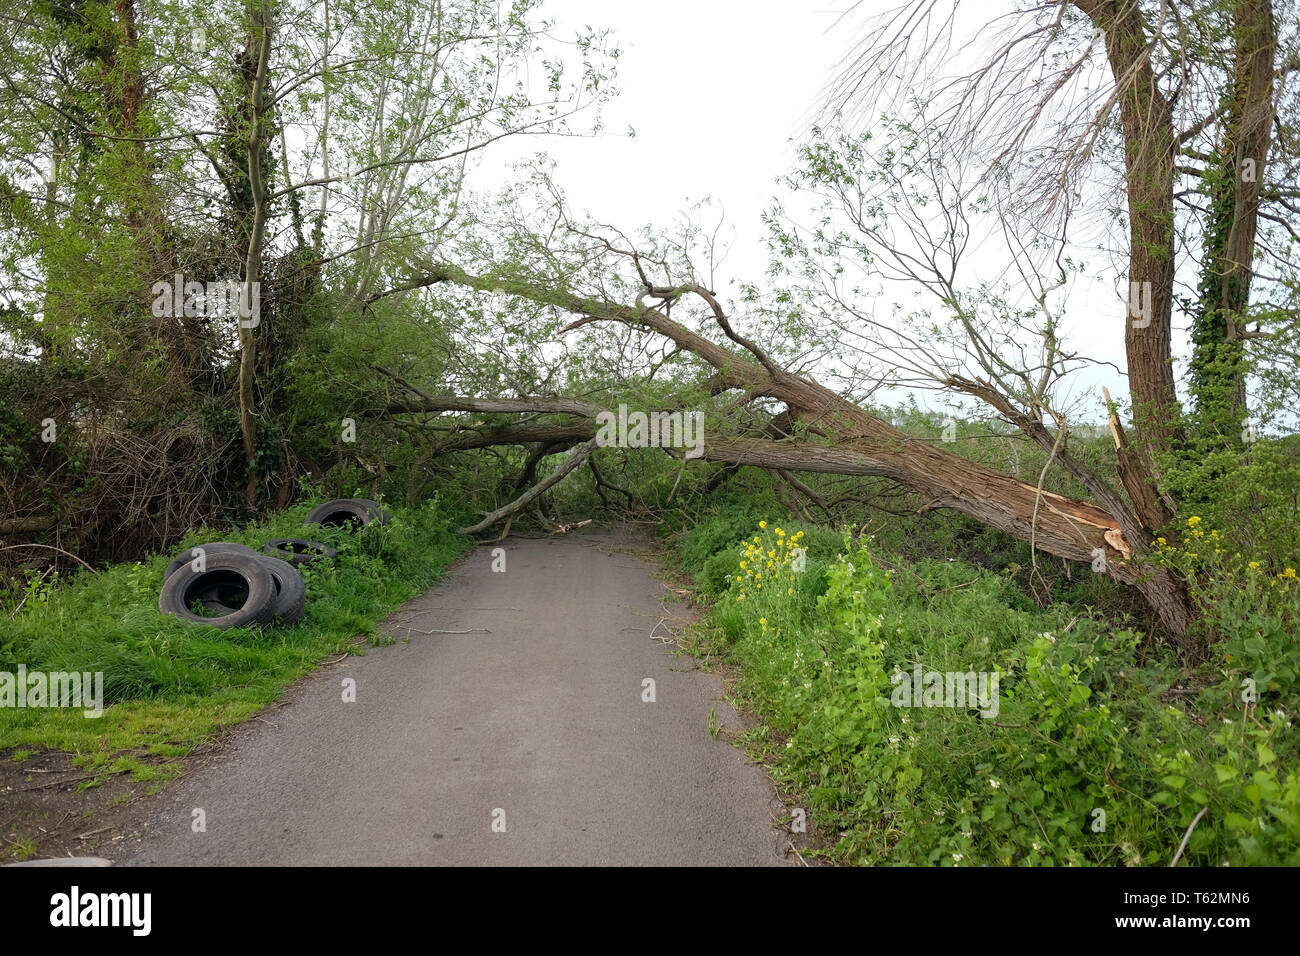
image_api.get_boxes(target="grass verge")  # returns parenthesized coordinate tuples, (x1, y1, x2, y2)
(0, 496, 470, 779)
(674, 509, 1300, 866)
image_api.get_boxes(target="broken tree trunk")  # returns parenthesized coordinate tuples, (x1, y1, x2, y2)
(374, 264, 1196, 639)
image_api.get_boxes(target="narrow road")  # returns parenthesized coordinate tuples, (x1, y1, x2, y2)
(124, 529, 793, 866)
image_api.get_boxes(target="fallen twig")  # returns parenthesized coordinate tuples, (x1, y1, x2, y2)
(1170, 806, 1209, 867)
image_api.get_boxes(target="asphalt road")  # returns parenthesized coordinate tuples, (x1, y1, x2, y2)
(124, 528, 793, 866)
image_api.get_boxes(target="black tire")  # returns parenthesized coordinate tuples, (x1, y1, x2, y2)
(352, 498, 392, 526)
(195, 556, 306, 626)
(158, 551, 277, 629)
(262, 538, 338, 568)
(305, 498, 389, 529)
(258, 555, 306, 625)
(163, 541, 260, 581)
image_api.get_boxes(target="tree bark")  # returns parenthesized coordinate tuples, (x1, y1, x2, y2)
(238, 3, 272, 509)
(1074, 0, 1181, 530)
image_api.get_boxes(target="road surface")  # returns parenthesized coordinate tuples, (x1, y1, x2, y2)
(124, 528, 793, 866)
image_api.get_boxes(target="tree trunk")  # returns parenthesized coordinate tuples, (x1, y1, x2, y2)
(1190, 0, 1275, 441)
(238, 3, 272, 509)
(1075, 0, 1181, 531)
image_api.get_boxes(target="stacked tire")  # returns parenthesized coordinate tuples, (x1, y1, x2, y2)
(157, 498, 387, 630)
(159, 545, 302, 629)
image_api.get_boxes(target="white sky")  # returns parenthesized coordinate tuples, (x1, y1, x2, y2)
(470, 0, 1150, 425)
(474, 0, 838, 277)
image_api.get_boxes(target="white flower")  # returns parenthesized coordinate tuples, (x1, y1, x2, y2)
(951, 853, 963, 862)
(989, 779, 1000, 789)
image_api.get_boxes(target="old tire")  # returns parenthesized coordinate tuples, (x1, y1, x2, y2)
(262, 538, 337, 568)
(257, 555, 306, 625)
(158, 551, 277, 630)
(305, 498, 389, 529)
(195, 555, 306, 626)
(351, 498, 392, 526)
(163, 541, 260, 581)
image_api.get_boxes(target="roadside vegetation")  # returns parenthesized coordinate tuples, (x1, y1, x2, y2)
(0, 496, 468, 778)
(669, 476, 1299, 866)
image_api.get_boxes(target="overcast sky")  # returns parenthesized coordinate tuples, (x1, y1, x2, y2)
(474, 0, 837, 278)
(471, 0, 1147, 424)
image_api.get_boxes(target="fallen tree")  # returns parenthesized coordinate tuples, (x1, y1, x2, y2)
(369, 262, 1196, 641)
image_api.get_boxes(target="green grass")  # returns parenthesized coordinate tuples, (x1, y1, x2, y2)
(676, 511, 1300, 866)
(0, 496, 470, 774)
(6, 837, 36, 861)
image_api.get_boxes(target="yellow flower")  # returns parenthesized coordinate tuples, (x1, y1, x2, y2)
(759, 521, 767, 529)
(739, 561, 747, 568)
(1282, 567, 1297, 579)
(737, 594, 745, 602)
(787, 588, 794, 595)
(1248, 561, 1261, 571)
(775, 528, 785, 537)
(1187, 516, 1201, 528)
(1156, 537, 1166, 546)
(759, 617, 767, 626)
